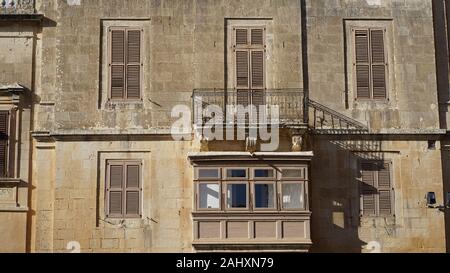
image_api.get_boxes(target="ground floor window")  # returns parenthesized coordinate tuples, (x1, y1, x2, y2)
(106, 160, 143, 219)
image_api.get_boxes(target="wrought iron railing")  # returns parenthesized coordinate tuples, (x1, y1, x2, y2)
(307, 99, 369, 134)
(0, 0, 34, 14)
(192, 88, 305, 127)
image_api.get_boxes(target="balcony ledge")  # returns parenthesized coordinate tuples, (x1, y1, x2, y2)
(188, 151, 314, 162)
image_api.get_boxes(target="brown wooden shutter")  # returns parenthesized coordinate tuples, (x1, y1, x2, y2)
(361, 163, 376, 216)
(355, 30, 370, 99)
(236, 51, 249, 89)
(126, 30, 141, 99)
(108, 164, 124, 216)
(251, 29, 263, 45)
(251, 50, 264, 89)
(110, 30, 126, 99)
(236, 29, 248, 45)
(0, 111, 8, 177)
(125, 163, 141, 217)
(377, 163, 392, 215)
(7, 109, 16, 178)
(371, 30, 387, 99)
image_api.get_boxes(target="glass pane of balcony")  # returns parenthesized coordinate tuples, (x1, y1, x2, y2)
(255, 184, 275, 209)
(227, 184, 247, 208)
(282, 183, 304, 209)
(199, 183, 220, 209)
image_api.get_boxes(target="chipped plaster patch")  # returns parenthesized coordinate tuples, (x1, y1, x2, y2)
(67, 0, 81, 6)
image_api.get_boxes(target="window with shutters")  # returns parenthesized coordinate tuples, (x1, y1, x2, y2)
(353, 28, 388, 100)
(106, 160, 142, 219)
(108, 27, 143, 101)
(360, 161, 394, 217)
(233, 27, 266, 110)
(0, 109, 16, 178)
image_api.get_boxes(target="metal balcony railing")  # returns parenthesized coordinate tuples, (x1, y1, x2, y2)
(192, 88, 306, 127)
(0, 0, 34, 14)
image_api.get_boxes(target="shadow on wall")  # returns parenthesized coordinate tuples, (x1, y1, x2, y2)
(309, 137, 385, 253)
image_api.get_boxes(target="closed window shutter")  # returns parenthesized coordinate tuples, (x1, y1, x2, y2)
(236, 29, 248, 45)
(361, 163, 376, 216)
(355, 30, 370, 99)
(251, 50, 264, 89)
(126, 30, 141, 99)
(0, 111, 8, 177)
(236, 51, 249, 89)
(108, 164, 124, 216)
(125, 164, 141, 216)
(371, 30, 387, 99)
(377, 163, 392, 215)
(110, 30, 126, 99)
(251, 29, 263, 45)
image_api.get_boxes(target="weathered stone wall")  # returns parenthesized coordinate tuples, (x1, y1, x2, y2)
(0, 22, 35, 253)
(35, 0, 303, 132)
(33, 140, 194, 253)
(311, 138, 446, 253)
(306, 0, 440, 131)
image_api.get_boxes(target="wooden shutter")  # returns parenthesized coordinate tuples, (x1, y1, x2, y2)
(371, 30, 387, 99)
(125, 163, 141, 217)
(236, 51, 249, 88)
(251, 50, 264, 89)
(110, 30, 126, 99)
(377, 163, 392, 215)
(251, 29, 264, 45)
(236, 29, 248, 45)
(108, 164, 124, 216)
(361, 163, 377, 216)
(355, 30, 370, 99)
(126, 30, 141, 99)
(0, 111, 8, 177)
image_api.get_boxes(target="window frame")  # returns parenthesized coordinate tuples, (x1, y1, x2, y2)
(196, 168, 221, 180)
(196, 181, 222, 211)
(0, 108, 17, 179)
(224, 181, 250, 211)
(352, 27, 389, 101)
(224, 167, 249, 181)
(280, 181, 306, 211)
(107, 26, 144, 102)
(253, 181, 278, 211)
(105, 159, 143, 219)
(359, 160, 395, 217)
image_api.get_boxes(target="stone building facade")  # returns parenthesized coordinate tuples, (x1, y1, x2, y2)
(0, 0, 448, 253)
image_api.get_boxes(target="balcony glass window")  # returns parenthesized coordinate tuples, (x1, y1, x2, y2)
(227, 169, 247, 179)
(254, 169, 274, 179)
(282, 183, 304, 209)
(255, 184, 275, 209)
(227, 184, 248, 209)
(198, 169, 220, 179)
(199, 183, 220, 209)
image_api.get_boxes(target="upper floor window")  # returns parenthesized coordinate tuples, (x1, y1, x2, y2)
(108, 27, 143, 101)
(354, 28, 388, 100)
(233, 27, 266, 107)
(106, 160, 142, 219)
(360, 161, 394, 217)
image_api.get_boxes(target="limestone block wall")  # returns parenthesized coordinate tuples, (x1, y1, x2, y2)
(311, 138, 446, 253)
(306, 0, 440, 131)
(0, 22, 35, 253)
(32, 139, 194, 253)
(35, 0, 303, 132)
